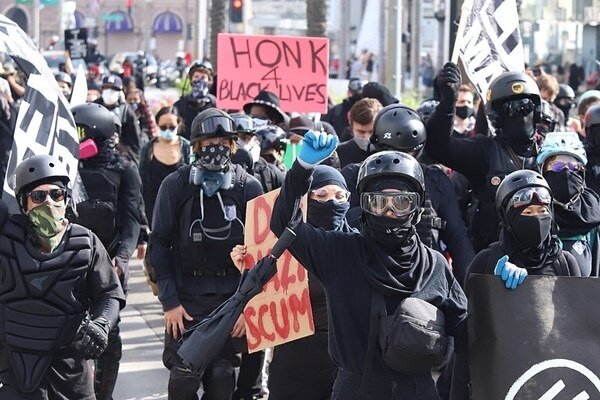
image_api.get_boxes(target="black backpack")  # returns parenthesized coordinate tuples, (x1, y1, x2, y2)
(415, 192, 446, 251)
(72, 168, 121, 255)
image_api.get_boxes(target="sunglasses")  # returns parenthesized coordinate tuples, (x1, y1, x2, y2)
(507, 187, 551, 209)
(361, 192, 420, 218)
(499, 98, 536, 118)
(27, 188, 66, 204)
(159, 125, 178, 131)
(310, 188, 350, 204)
(547, 160, 584, 173)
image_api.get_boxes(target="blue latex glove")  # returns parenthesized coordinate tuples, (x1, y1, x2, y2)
(494, 255, 527, 289)
(297, 130, 339, 168)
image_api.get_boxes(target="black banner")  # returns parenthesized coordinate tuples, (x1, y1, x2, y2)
(467, 274, 600, 399)
(64, 28, 88, 60)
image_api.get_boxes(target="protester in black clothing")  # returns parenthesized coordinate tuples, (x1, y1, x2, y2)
(55, 71, 73, 102)
(139, 106, 191, 226)
(322, 78, 363, 139)
(362, 82, 399, 107)
(336, 98, 383, 168)
(342, 104, 475, 285)
(174, 61, 217, 139)
(426, 63, 542, 251)
(127, 88, 157, 144)
(271, 132, 468, 400)
(243, 90, 288, 128)
(537, 131, 600, 277)
(148, 108, 263, 400)
(585, 104, 600, 195)
(71, 103, 142, 400)
(554, 84, 576, 124)
(0, 155, 125, 399)
(94, 74, 142, 163)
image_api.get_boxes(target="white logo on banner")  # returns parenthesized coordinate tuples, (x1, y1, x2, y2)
(0, 15, 79, 212)
(506, 359, 600, 400)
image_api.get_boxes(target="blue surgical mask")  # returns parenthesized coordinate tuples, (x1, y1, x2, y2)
(159, 127, 178, 141)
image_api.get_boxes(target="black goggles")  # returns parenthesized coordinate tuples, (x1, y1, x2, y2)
(197, 116, 236, 137)
(499, 98, 536, 118)
(27, 188, 66, 204)
(361, 192, 420, 218)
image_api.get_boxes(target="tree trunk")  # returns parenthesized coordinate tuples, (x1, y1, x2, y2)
(306, 0, 328, 38)
(210, 0, 226, 70)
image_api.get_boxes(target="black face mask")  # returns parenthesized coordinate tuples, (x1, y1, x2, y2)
(362, 213, 414, 248)
(500, 112, 536, 144)
(196, 144, 230, 171)
(587, 125, 600, 151)
(556, 104, 571, 121)
(456, 105, 474, 120)
(543, 170, 584, 205)
(509, 213, 552, 251)
(307, 199, 349, 231)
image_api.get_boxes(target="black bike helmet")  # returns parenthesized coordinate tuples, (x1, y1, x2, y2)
(255, 125, 288, 153)
(13, 155, 70, 210)
(357, 151, 425, 204)
(540, 100, 558, 131)
(190, 108, 237, 143)
(584, 104, 600, 129)
(556, 84, 575, 101)
(485, 71, 541, 128)
(495, 169, 551, 216)
(71, 103, 116, 142)
(370, 104, 426, 155)
(416, 100, 439, 124)
(231, 113, 256, 134)
(188, 60, 213, 78)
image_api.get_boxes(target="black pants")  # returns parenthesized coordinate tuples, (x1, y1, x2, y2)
(268, 332, 337, 400)
(94, 325, 122, 400)
(332, 369, 439, 400)
(233, 351, 265, 399)
(163, 332, 236, 400)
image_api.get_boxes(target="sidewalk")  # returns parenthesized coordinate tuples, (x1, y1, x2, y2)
(113, 258, 169, 400)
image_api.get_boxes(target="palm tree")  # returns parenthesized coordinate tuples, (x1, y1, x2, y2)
(306, 0, 328, 37)
(210, 0, 226, 70)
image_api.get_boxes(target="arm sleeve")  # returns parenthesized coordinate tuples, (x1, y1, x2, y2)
(270, 161, 352, 284)
(87, 234, 126, 310)
(436, 173, 476, 285)
(149, 171, 184, 311)
(114, 163, 142, 274)
(463, 249, 491, 289)
(425, 107, 489, 179)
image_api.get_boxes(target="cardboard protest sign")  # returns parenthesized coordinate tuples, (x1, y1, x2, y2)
(0, 15, 79, 213)
(65, 28, 88, 60)
(217, 33, 329, 113)
(467, 274, 600, 400)
(243, 189, 314, 353)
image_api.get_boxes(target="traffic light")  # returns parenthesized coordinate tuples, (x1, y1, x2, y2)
(230, 0, 243, 24)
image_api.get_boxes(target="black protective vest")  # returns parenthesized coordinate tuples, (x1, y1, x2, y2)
(468, 142, 538, 251)
(176, 165, 248, 275)
(73, 167, 121, 255)
(0, 216, 93, 392)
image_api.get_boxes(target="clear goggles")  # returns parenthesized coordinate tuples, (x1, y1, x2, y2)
(310, 188, 350, 204)
(506, 187, 552, 209)
(361, 192, 420, 218)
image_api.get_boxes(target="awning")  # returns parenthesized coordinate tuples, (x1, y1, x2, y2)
(105, 11, 134, 33)
(153, 11, 183, 34)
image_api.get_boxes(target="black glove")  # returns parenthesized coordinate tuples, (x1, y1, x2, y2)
(436, 62, 462, 106)
(80, 316, 111, 359)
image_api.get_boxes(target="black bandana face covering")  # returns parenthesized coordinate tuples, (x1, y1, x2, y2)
(307, 199, 349, 231)
(543, 170, 584, 205)
(197, 144, 230, 171)
(362, 213, 414, 248)
(508, 213, 552, 251)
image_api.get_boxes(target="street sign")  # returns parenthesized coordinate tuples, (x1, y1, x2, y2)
(64, 28, 88, 60)
(100, 13, 125, 22)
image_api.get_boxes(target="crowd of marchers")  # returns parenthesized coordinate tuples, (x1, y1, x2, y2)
(1, 54, 600, 400)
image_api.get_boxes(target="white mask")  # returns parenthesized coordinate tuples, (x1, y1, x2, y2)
(159, 127, 178, 141)
(353, 136, 371, 152)
(102, 89, 120, 106)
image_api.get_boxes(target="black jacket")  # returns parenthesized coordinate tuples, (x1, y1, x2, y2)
(173, 94, 216, 140)
(322, 96, 360, 140)
(271, 162, 467, 384)
(94, 98, 141, 163)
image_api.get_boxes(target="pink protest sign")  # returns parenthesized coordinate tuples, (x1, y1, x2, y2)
(217, 33, 329, 113)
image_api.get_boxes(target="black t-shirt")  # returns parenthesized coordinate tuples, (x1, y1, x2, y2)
(144, 156, 180, 226)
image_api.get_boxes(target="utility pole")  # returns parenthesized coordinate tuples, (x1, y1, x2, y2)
(410, 0, 420, 91)
(384, 0, 402, 96)
(33, 0, 40, 48)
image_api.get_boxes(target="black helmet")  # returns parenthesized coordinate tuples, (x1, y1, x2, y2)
(357, 151, 425, 204)
(230, 113, 256, 134)
(584, 104, 600, 129)
(190, 108, 237, 143)
(256, 125, 287, 153)
(13, 155, 70, 209)
(416, 100, 439, 124)
(71, 103, 116, 142)
(485, 71, 541, 128)
(189, 60, 213, 78)
(540, 100, 558, 131)
(55, 72, 72, 87)
(370, 104, 426, 155)
(556, 84, 575, 100)
(494, 169, 551, 215)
